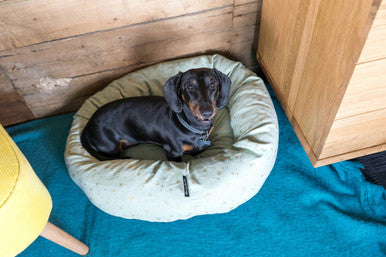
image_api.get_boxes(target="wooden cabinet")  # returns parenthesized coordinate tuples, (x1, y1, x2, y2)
(257, 0, 386, 167)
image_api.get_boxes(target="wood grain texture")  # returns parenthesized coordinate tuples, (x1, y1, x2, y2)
(259, 51, 386, 167)
(314, 144, 386, 167)
(372, 0, 386, 27)
(291, 0, 375, 156)
(357, 25, 386, 63)
(257, 53, 319, 164)
(230, 1, 261, 67)
(0, 0, 263, 123)
(257, 0, 384, 166)
(0, 7, 233, 93)
(0, 69, 14, 94)
(0, 7, 233, 116)
(258, 0, 311, 102)
(27, 65, 141, 117)
(233, 1, 261, 28)
(358, 0, 386, 63)
(40, 222, 89, 256)
(0, 92, 35, 126)
(335, 58, 386, 119)
(320, 108, 386, 159)
(0, 0, 232, 51)
(21, 27, 232, 117)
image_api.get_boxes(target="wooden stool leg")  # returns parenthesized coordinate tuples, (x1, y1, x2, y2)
(40, 221, 89, 255)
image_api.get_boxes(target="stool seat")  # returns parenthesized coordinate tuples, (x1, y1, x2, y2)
(0, 125, 52, 257)
(0, 125, 88, 256)
(0, 125, 19, 206)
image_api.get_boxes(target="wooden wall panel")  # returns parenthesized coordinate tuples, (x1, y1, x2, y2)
(0, 0, 232, 51)
(25, 30, 232, 117)
(231, 1, 261, 68)
(0, 69, 35, 126)
(0, 92, 35, 126)
(0, 0, 262, 125)
(0, 69, 14, 94)
(0, 7, 233, 93)
(233, 1, 261, 27)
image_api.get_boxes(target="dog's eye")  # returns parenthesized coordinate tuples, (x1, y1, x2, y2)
(210, 84, 217, 90)
(187, 84, 195, 91)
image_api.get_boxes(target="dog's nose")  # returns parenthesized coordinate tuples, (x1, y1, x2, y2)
(201, 109, 213, 119)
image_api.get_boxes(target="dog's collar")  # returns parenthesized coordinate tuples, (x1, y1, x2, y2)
(176, 113, 212, 138)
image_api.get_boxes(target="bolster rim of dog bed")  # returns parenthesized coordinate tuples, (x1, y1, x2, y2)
(64, 54, 279, 222)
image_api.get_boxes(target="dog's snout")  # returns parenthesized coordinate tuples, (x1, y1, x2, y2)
(199, 101, 214, 119)
(201, 109, 213, 119)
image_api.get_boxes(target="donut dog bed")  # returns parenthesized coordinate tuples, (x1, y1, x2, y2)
(65, 55, 279, 222)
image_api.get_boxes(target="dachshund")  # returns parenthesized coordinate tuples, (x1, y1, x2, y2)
(80, 68, 231, 162)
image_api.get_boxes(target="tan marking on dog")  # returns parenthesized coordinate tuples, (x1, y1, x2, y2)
(208, 126, 214, 135)
(188, 101, 204, 120)
(211, 101, 217, 119)
(119, 139, 131, 157)
(183, 144, 194, 151)
(119, 139, 130, 150)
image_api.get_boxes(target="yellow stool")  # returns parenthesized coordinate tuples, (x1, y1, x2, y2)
(0, 125, 89, 256)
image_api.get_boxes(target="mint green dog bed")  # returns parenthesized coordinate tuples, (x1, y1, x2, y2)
(65, 55, 279, 222)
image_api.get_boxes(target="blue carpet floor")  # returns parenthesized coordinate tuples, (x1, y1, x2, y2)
(7, 89, 386, 257)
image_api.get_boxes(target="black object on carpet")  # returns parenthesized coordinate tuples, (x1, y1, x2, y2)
(357, 151, 386, 189)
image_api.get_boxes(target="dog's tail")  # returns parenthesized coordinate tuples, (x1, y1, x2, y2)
(80, 129, 120, 161)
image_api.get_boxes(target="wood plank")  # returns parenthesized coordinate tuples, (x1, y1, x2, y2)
(0, 7, 233, 97)
(260, 50, 386, 167)
(233, 1, 261, 28)
(230, 1, 261, 67)
(336, 58, 386, 119)
(232, 25, 257, 45)
(357, 0, 386, 63)
(314, 143, 386, 167)
(235, 0, 260, 5)
(357, 24, 386, 63)
(231, 41, 258, 67)
(234, 1, 260, 16)
(0, 92, 35, 126)
(0, 69, 14, 94)
(372, 0, 386, 27)
(291, 0, 376, 156)
(257, 0, 311, 102)
(231, 24, 259, 67)
(25, 66, 138, 117)
(320, 108, 386, 159)
(257, 53, 319, 166)
(258, 0, 383, 166)
(22, 29, 232, 117)
(0, 0, 232, 51)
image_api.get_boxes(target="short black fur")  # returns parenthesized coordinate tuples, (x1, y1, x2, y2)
(81, 68, 231, 161)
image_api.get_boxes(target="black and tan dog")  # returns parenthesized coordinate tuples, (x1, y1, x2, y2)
(81, 68, 231, 162)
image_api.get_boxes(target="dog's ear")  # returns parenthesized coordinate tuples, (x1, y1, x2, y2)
(163, 72, 183, 113)
(213, 68, 231, 109)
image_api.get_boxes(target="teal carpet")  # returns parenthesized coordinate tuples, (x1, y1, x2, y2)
(7, 89, 386, 256)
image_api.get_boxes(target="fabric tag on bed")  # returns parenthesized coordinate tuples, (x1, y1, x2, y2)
(183, 176, 189, 197)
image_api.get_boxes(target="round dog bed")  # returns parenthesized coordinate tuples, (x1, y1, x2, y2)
(65, 55, 278, 222)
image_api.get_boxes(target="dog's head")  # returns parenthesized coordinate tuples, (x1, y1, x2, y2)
(163, 68, 231, 125)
